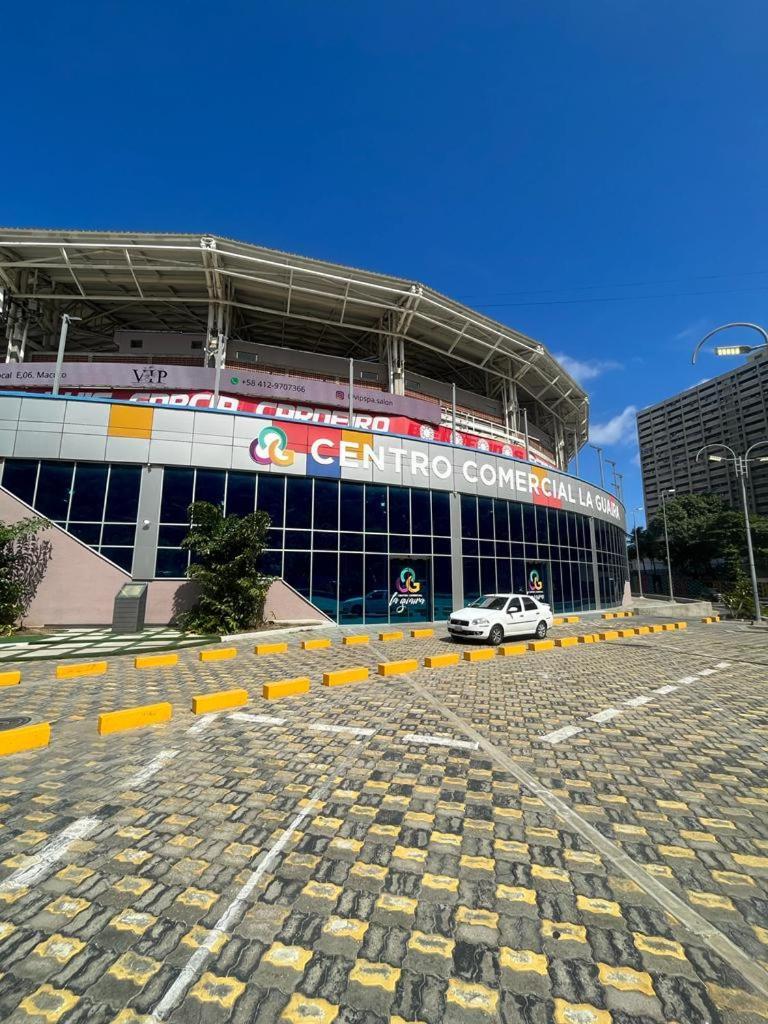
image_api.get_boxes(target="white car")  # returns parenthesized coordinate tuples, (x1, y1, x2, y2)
(448, 593, 553, 645)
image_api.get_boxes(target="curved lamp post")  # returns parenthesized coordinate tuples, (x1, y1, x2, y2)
(660, 488, 676, 600)
(695, 441, 768, 623)
(691, 322, 768, 365)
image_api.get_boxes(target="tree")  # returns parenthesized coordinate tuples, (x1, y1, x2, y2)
(644, 492, 768, 586)
(0, 517, 52, 634)
(721, 568, 766, 620)
(177, 502, 273, 634)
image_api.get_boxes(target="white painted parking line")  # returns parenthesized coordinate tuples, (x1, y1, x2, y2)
(229, 712, 287, 726)
(677, 676, 698, 685)
(0, 817, 101, 892)
(308, 723, 375, 737)
(402, 732, 479, 751)
(187, 715, 218, 735)
(714, 661, 731, 669)
(624, 695, 653, 707)
(698, 668, 716, 676)
(654, 685, 678, 695)
(539, 725, 584, 744)
(587, 708, 622, 723)
(123, 749, 178, 787)
(151, 783, 330, 1020)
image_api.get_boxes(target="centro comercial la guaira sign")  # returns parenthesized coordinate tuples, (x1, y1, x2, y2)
(249, 420, 626, 529)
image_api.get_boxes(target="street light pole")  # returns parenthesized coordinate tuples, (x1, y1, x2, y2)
(691, 322, 768, 365)
(52, 313, 81, 396)
(589, 444, 605, 488)
(660, 488, 675, 599)
(633, 506, 644, 599)
(696, 442, 767, 624)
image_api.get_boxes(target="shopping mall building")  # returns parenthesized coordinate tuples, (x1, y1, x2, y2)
(0, 229, 629, 626)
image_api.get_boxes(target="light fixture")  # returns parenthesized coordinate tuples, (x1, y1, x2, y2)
(708, 455, 723, 462)
(714, 345, 753, 356)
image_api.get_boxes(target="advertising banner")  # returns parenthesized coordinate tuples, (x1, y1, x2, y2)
(0, 362, 442, 425)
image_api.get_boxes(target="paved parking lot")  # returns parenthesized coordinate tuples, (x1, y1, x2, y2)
(0, 616, 766, 1023)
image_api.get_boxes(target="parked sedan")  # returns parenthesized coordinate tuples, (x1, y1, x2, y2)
(448, 593, 553, 645)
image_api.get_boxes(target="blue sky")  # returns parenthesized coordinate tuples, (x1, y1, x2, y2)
(3, 1, 767, 523)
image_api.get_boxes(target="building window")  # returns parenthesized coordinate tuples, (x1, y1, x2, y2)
(1, 458, 141, 572)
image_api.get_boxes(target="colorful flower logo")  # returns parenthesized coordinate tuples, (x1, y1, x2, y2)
(396, 567, 421, 595)
(528, 569, 544, 593)
(249, 425, 295, 467)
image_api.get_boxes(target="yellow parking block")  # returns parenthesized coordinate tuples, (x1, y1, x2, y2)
(263, 677, 310, 700)
(378, 659, 419, 676)
(255, 642, 288, 656)
(555, 636, 579, 648)
(410, 628, 434, 639)
(565, 616, 580, 623)
(0, 722, 50, 757)
(633, 626, 651, 635)
(56, 660, 107, 680)
(553, 617, 565, 626)
(528, 639, 555, 652)
(424, 652, 461, 668)
(0, 670, 21, 687)
(616, 629, 635, 638)
(577, 634, 596, 644)
(191, 688, 248, 714)
(199, 647, 237, 662)
(597, 630, 620, 641)
(135, 653, 179, 669)
(379, 631, 403, 642)
(343, 635, 369, 646)
(463, 647, 496, 662)
(701, 616, 721, 624)
(601, 612, 616, 620)
(661, 623, 676, 631)
(647, 625, 665, 633)
(498, 644, 527, 656)
(675, 621, 688, 630)
(323, 666, 369, 687)
(98, 702, 172, 735)
(301, 638, 332, 650)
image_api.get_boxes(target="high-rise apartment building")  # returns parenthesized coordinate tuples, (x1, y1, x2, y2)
(636, 349, 768, 520)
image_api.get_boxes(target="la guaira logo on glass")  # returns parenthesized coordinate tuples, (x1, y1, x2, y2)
(528, 568, 544, 593)
(249, 425, 295, 467)
(390, 566, 426, 614)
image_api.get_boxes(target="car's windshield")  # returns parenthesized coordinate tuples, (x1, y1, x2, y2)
(468, 595, 508, 610)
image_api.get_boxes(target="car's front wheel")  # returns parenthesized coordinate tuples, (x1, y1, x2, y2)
(535, 620, 548, 639)
(489, 624, 504, 646)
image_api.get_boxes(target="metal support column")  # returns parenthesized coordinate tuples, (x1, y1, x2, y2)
(589, 517, 602, 610)
(449, 489, 464, 613)
(131, 465, 165, 581)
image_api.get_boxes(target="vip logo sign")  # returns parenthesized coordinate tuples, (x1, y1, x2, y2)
(131, 367, 169, 386)
(390, 566, 426, 615)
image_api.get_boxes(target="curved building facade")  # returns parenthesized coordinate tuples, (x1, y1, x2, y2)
(0, 230, 629, 625)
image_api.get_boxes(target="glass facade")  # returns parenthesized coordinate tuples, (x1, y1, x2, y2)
(459, 494, 598, 612)
(156, 469, 454, 623)
(1, 458, 141, 572)
(0, 457, 629, 621)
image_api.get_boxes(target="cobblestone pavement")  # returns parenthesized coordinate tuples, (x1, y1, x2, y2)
(0, 617, 766, 1023)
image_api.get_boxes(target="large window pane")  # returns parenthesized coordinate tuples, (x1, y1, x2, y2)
(339, 553, 364, 623)
(285, 477, 312, 528)
(160, 467, 193, 522)
(411, 489, 430, 533)
(102, 523, 137, 545)
(431, 491, 450, 536)
(156, 548, 189, 578)
(478, 498, 493, 538)
(69, 464, 108, 522)
(313, 479, 339, 531)
(36, 462, 74, 520)
(258, 549, 282, 576)
(365, 485, 387, 533)
(389, 487, 410, 534)
(340, 482, 363, 532)
(101, 547, 133, 572)
(68, 522, 100, 545)
(2, 459, 38, 505)
(460, 495, 477, 537)
(195, 469, 226, 508)
(311, 552, 338, 618)
(462, 557, 480, 603)
(433, 556, 453, 620)
(480, 557, 496, 594)
(284, 550, 311, 597)
(509, 503, 523, 542)
(521, 504, 535, 543)
(494, 499, 509, 540)
(226, 472, 256, 517)
(106, 464, 142, 523)
(364, 554, 388, 622)
(257, 474, 285, 526)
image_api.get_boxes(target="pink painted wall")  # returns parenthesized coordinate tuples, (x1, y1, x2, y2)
(0, 488, 129, 627)
(263, 578, 333, 623)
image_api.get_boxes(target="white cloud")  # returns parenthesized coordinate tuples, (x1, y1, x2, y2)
(589, 405, 637, 446)
(673, 319, 707, 343)
(554, 353, 621, 384)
